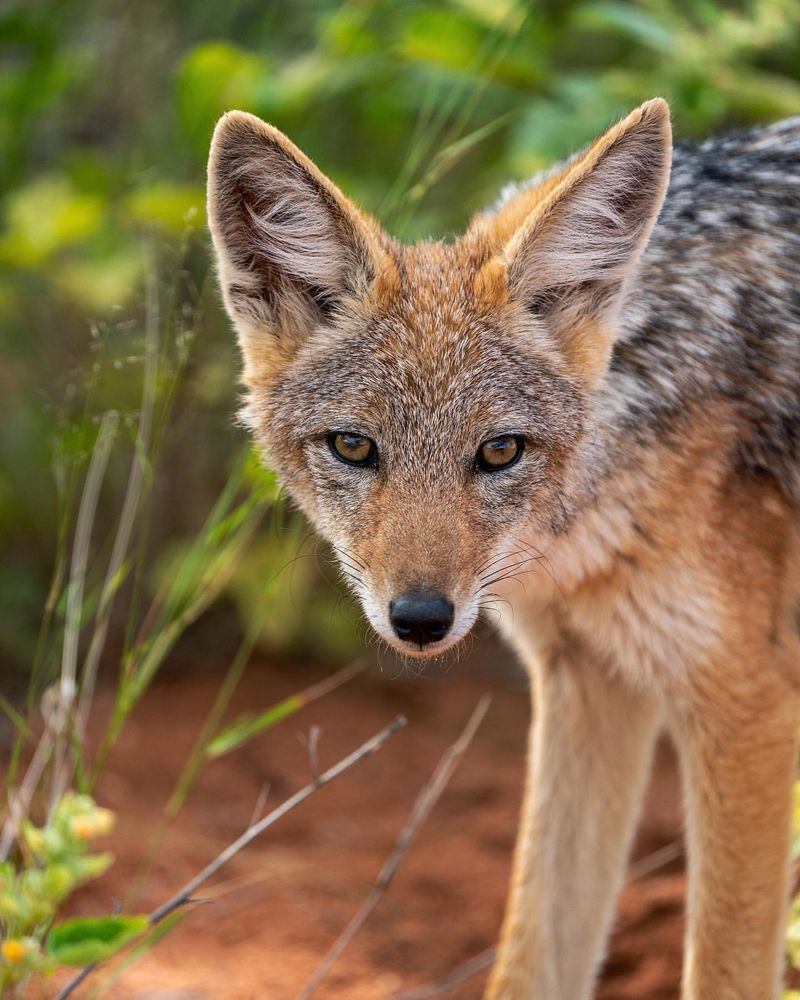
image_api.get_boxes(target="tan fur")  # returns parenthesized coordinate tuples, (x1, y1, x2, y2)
(207, 99, 800, 998)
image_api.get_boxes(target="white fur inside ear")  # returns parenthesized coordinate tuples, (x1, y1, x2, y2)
(507, 106, 671, 308)
(208, 114, 376, 343)
(531, 147, 664, 288)
(240, 158, 347, 289)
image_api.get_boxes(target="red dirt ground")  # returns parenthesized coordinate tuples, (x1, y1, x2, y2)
(52, 646, 686, 999)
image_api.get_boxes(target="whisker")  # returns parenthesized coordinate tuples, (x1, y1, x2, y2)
(336, 556, 365, 576)
(483, 568, 539, 590)
(477, 552, 514, 576)
(478, 602, 503, 623)
(479, 593, 515, 633)
(339, 570, 364, 588)
(332, 544, 368, 571)
(479, 592, 514, 614)
(476, 547, 531, 576)
(479, 565, 541, 591)
(478, 553, 542, 583)
(479, 554, 541, 588)
(510, 537, 564, 598)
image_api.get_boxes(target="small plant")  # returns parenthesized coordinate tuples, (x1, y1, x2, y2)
(0, 792, 146, 994)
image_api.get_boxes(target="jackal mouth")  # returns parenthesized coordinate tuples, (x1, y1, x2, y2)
(381, 624, 475, 659)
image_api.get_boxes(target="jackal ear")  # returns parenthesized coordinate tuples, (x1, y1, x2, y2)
(208, 111, 385, 369)
(504, 99, 671, 382)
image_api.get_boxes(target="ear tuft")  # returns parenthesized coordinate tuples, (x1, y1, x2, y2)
(207, 111, 383, 358)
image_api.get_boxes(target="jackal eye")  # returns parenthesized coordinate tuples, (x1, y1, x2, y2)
(476, 435, 524, 472)
(327, 432, 377, 468)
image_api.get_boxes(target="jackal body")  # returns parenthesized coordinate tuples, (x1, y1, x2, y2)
(208, 101, 800, 998)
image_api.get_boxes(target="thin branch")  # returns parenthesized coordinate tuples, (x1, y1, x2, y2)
(54, 715, 407, 1000)
(390, 947, 496, 1000)
(0, 735, 55, 862)
(628, 838, 683, 881)
(298, 695, 493, 1000)
(300, 725, 322, 783)
(388, 836, 685, 1000)
(248, 783, 271, 828)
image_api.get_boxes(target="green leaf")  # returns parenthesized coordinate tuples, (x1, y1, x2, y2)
(68, 850, 114, 882)
(47, 915, 149, 966)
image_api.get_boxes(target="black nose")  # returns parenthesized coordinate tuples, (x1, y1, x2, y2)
(389, 591, 454, 647)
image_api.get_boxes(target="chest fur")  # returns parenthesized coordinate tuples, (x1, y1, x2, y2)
(494, 496, 723, 689)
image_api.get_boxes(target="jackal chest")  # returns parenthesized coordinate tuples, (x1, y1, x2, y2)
(494, 519, 722, 690)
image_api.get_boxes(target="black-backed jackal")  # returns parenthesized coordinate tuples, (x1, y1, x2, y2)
(208, 99, 800, 998)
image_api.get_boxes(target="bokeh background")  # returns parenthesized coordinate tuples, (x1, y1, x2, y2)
(4, 0, 800, 676)
(3, 2, 800, 997)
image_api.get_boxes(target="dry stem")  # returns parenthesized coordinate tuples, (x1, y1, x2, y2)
(298, 694, 492, 1000)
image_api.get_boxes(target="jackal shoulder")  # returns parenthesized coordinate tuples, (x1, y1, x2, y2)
(605, 117, 800, 502)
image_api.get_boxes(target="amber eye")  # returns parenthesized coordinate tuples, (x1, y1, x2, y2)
(328, 432, 377, 468)
(476, 435, 524, 472)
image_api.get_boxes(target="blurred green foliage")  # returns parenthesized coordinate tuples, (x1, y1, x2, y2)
(2, 0, 800, 674)
(0, 792, 140, 990)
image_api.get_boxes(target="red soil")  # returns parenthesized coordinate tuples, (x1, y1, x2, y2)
(52, 648, 686, 999)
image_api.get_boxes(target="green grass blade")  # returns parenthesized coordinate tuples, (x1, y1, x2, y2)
(207, 658, 368, 759)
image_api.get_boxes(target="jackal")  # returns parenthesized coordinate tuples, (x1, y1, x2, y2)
(207, 99, 800, 998)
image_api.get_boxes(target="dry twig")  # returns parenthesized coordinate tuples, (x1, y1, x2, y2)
(628, 838, 683, 881)
(247, 782, 271, 827)
(54, 714, 407, 999)
(390, 947, 496, 1000)
(298, 694, 493, 1000)
(300, 724, 322, 783)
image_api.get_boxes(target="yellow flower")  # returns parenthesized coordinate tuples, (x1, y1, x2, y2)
(70, 807, 115, 841)
(91, 807, 115, 837)
(70, 816, 95, 840)
(2, 939, 26, 964)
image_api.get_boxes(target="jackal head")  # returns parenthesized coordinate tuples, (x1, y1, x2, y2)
(207, 100, 671, 657)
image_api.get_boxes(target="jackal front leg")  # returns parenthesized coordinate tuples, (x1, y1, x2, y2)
(670, 664, 800, 1000)
(487, 639, 662, 1000)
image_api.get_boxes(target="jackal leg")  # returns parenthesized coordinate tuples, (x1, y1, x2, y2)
(487, 640, 662, 1000)
(671, 667, 800, 1000)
